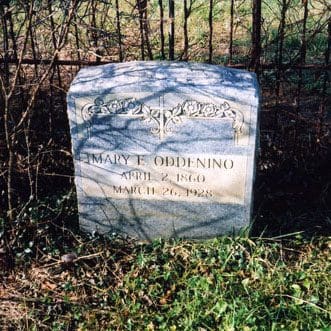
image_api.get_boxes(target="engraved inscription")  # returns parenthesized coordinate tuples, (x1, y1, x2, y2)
(80, 152, 247, 204)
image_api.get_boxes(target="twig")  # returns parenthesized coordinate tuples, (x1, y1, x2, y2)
(42, 252, 103, 268)
(274, 294, 330, 314)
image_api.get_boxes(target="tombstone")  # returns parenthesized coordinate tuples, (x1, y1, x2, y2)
(67, 61, 260, 240)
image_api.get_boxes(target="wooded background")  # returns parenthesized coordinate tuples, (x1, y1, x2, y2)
(0, 0, 330, 234)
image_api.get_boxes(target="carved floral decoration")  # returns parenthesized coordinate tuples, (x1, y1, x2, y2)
(81, 97, 244, 142)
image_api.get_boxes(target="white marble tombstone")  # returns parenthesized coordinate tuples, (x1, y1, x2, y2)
(67, 61, 260, 240)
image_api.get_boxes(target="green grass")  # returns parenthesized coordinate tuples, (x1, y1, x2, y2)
(1, 226, 330, 330)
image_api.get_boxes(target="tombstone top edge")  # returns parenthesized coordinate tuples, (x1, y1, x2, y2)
(68, 61, 259, 105)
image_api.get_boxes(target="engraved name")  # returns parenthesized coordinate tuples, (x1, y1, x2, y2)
(84, 153, 234, 169)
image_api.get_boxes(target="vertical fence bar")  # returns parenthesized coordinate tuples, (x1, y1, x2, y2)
(168, 0, 175, 60)
(158, 0, 165, 59)
(142, 0, 153, 60)
(297, 0, 308, 112)
(1, 4, 10, 85)
(322, 19, 331, 98)
(137, 0, 145, 60)
(48, 0, 62, 88)
(7, 5, 17, 61)
(48, 0, 56, 136)
(229, 0, 234, 64)
(91, 0, 100, 63)
(74, 21, 81, 66)
(250, 0, 262, 73)
(48, 69, 54, 136)
(27, 4, 38, 77)
(115, 0, 123, 62)
(7, 3, 21, 85)
(183, 0, 189, 60)
(320, 18, 331, 138)
(81, 0, 91, 61)
(208, 0, 213, 63)
(300, 0, 308, 65)
(276, 0, 288, 97)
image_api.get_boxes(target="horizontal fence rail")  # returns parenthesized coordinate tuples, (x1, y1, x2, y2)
(1, 58, 330, 70)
